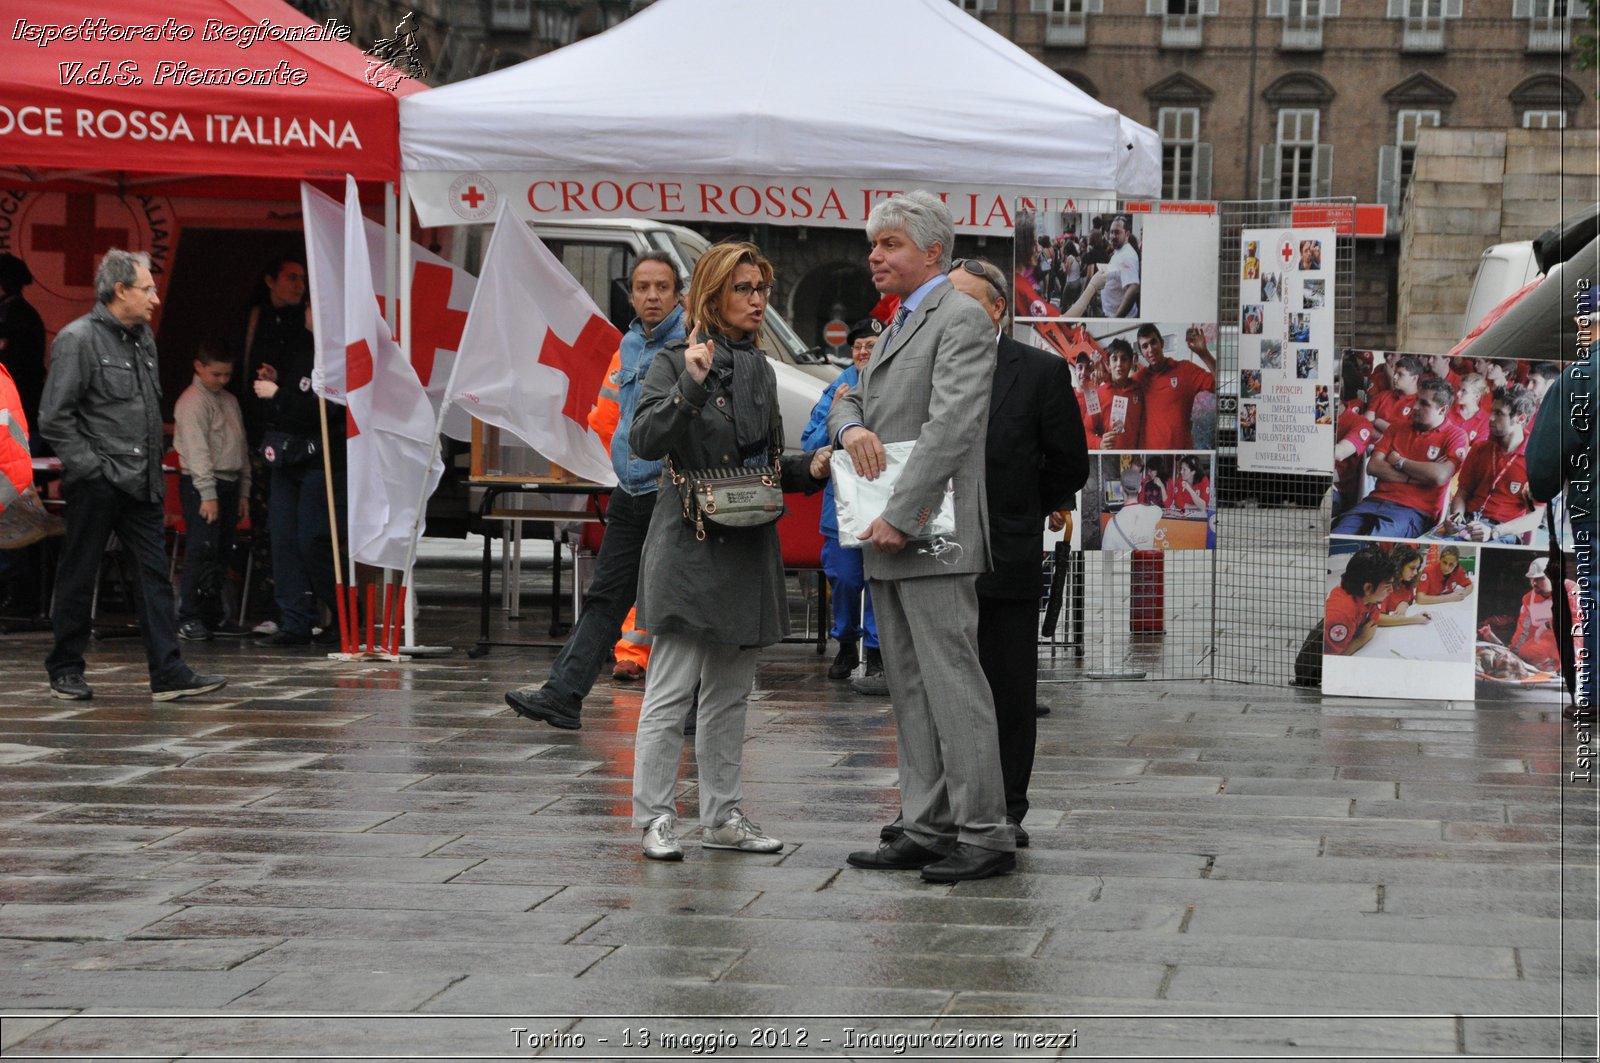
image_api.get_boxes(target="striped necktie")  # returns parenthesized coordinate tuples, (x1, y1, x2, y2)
(881, 305, 911, 352)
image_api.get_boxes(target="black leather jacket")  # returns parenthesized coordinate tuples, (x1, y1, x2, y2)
(39, 303, 165, 501)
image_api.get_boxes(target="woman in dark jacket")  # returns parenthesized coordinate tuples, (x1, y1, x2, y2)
(628, 241, 828, 861)
(253, 333, 346, 647)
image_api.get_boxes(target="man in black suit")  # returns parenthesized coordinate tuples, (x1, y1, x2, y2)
(948, 258, 1089, 846)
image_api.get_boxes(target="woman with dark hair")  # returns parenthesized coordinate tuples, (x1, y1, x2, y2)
(628, 241, 829, 862)
(1167, 454, 1210, 517)
(1376, 544, 1432, 627)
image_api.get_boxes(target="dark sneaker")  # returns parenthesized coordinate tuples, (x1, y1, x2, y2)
(150, 669, 227, 702)
(178, 620, 212, 642)
(505, 686, 581, 730)
(827, 640, 860, 680)
(265, 630, 312, 647)
(50, 673, 93, 701)
(312, 626, 342, 646)
(212, 622, 250, 637)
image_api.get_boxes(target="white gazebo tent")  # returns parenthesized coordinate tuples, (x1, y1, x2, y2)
(399, 0, 1161, 233)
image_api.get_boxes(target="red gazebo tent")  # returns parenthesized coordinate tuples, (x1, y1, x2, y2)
(0, 0, 420, 196)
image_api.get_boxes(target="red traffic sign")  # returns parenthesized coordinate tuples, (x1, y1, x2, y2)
(822, 318, 849, 348)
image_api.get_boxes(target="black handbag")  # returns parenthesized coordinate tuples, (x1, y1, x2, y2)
(260, 429, 318, 469)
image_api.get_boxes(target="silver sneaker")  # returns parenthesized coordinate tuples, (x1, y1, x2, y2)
(702, 809, 783, 853)
(641, 814, 683, 861)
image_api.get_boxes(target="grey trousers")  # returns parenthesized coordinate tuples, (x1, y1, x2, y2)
(631, 632, 759, 829)
(871, 573, 1013, 852)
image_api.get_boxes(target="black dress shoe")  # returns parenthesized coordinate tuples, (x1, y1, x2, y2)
(879, 816, 905, 843)
(1035, 702, 1051, 717)
(845, 834, 944, 870)
(920, 842, 1016, 883)
(504, 687, 582, 730)
(1007, 816, 1030, 848)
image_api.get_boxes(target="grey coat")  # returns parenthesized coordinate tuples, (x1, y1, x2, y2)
(39, 303, 165, 501)
(630, 341, 822, 647)
(827, 280, 994, 580)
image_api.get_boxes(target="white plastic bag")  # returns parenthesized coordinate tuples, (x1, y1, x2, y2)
(831, 440, 955, 548)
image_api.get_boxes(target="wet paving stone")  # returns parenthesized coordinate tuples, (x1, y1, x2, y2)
(0, 568, 1592, 1058)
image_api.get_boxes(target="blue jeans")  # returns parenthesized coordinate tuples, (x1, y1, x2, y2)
(538, 487, 655, 711)
(177, 475, 240, 627)
(822, 535, 877, 648)
(268, 462, 343, 637)
(1330, 496, 1432, 538)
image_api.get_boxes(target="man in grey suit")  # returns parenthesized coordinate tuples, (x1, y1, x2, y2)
(829, 191, 1015, 882)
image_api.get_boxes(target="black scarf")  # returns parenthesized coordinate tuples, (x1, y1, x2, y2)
(706, 330, 773, 464)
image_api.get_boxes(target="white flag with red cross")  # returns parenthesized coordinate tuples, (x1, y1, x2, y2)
(337, 177, 445, 570)
(446, 207, 620, 486)
(302, 182, 475, 440)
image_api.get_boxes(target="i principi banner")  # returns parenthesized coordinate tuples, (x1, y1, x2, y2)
(1237, 228, 1336, 474)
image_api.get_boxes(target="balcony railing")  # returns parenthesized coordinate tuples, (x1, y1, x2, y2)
(1527, 14, 1572, 50)
(1045, 9, 1088, 44)
(1161, 11, 1203, 47)
(1401, 13, 1445, 50)
(1281, 11, 1324, 48)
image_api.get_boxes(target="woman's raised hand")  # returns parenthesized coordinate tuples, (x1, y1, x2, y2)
(685, 326, 713, 384)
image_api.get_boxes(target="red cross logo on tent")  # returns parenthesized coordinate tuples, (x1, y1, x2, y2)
(447, 173, 498, 221)
(33, 194, 130, 288)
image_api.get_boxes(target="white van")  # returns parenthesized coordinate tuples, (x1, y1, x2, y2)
(1462, 241, 1542, 340)
(526, 218, 833, 449)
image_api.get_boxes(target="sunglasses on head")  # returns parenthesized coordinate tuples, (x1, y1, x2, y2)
(950, 258, 1006, 295)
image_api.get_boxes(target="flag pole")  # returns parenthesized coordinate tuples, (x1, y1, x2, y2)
(317, 393, 354, 653)
(392, 171, 433, 652)
(393, 196, 512, 647)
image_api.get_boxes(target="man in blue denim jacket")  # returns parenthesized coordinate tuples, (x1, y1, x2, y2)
(801, 317, 885, 690)
(506, 252, 686, 730)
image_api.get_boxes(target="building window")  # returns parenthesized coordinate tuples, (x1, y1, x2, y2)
(1158, 108, 1212, 199)
(952, 0, 998, 15)
(1033, 0, 1102, 46)
(1266, 0, 1339, 49)
(1517, 0, 1589, 51)
(489, 0, 532, 31)
(1377, 109, 1440, 217)
(1259, 109, 1331, 201)
(1388, 0, 1461, 51)
(1147, 0, 1216, 49)
(1523, 109, 1569, 128)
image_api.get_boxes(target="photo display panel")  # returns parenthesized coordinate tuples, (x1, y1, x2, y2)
(1326, 344, 1574, 702)
(1013, 203, 1220, 551)
(1237, 227, 1337, 475)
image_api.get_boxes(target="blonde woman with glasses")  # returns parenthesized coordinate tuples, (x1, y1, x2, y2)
(627, 241, 830, 862)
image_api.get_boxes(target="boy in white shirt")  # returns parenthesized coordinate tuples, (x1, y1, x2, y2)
(172, 345, 250, 641)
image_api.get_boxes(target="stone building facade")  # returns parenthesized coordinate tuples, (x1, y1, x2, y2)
(301, 0, 1595, 351)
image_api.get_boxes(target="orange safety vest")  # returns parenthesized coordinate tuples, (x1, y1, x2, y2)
(0, 363, 30, 512)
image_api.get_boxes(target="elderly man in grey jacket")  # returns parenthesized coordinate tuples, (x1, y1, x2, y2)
(829, 192, 1015, 882)
(39, 249, 226, 703)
